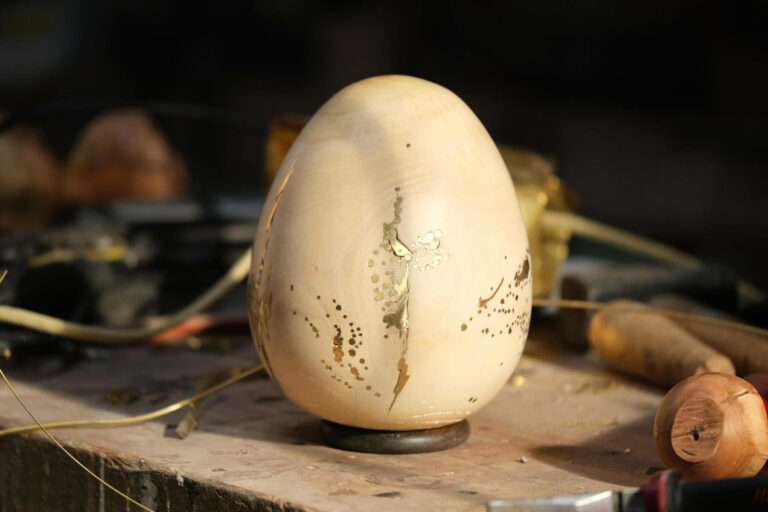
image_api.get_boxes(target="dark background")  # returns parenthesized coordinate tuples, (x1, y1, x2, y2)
(1, 0, 767, 288)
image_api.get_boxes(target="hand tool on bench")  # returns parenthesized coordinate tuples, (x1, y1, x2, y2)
(559, 262, 738, 350)
(587, 300, 734, 388)
(650, 294, 768, 375)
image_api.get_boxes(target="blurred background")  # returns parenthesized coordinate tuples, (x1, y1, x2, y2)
(1, 0, 767, 288)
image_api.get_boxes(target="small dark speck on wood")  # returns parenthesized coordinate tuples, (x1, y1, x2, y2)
(374, 491, 402, 498)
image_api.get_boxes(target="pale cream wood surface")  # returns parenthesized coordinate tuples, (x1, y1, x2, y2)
(249, 75, 532, 431)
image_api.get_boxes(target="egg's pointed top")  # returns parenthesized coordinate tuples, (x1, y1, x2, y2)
(318, 75, 465, 117)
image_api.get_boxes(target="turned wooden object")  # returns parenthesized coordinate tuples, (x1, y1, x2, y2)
(248, 76, 532, 431)
(653, 373, 768, 480)
(63, 109, 186, 203)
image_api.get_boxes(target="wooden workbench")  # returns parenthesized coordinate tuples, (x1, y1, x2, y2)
(0, 326, 663, 511)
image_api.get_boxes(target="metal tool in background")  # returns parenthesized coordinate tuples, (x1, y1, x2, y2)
(0, 197, 261, 365)
(487, 470, 768, 511)
(558, 260, 740, 350)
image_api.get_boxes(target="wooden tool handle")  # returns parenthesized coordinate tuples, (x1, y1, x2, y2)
(651, 294, 768, 376)
(560, 264, 738, 349)
(588, 300, 734, 388)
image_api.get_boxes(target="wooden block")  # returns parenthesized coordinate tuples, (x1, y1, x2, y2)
(0, 330, 662, 511)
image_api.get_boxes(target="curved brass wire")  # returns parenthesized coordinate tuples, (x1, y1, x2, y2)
(0, 368, 156, 512)
(0, 249, 252, 344)
(0, 364, 264, 438)
(532, 297, 768, 339)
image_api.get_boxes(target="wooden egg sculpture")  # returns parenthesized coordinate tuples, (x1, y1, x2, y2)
(248, 75, 532, 431)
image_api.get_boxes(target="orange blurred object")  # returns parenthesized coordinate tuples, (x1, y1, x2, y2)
(0, 127, 61, 230)
(264, 114, 307, 185)
(150, 311, 249, 344)
(63, 109, 187, 203)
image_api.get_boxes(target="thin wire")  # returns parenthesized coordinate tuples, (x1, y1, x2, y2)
(0, 368, 156, 512)
(532, 297, 768, 339)
(0, 364, 264, 438)
(4, 210, 763, 345)
(0, 249, 252, 343)
(1, 255, 262, 508)
(4, 300, 764, 439)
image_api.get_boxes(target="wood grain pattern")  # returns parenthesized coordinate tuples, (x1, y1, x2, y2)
(249, 76, 532, 431)
(654, 373, 768, 480)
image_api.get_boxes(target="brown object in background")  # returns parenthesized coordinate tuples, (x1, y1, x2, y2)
(502, 147, 574, 298)
(587, 300, 735, 388)
(63, 109, 187, 203)
(651, 294, 768, 376)
(0, 127, 61, 230)
(653, 373, 768, 480)
(561, 264, 739, 350)
(264, 114, 308, 186)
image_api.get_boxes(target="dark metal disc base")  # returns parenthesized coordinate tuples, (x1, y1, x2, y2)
(321, 419, 470, 454)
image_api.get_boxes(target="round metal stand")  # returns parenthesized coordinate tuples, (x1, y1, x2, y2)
(321, 419, 470, 454)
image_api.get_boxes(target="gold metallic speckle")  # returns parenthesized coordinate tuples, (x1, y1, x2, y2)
(350, 367, 364, 381)
(332, 324, 344, 364)
(479, 277, 504, 309)
(514, 256, 531, 287)
(412, 229, 449, 271)
(389, 356, 410, 411)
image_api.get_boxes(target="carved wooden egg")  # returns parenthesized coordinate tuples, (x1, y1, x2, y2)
(248, 75, 532, 431)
